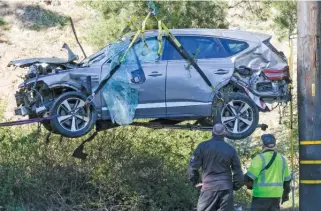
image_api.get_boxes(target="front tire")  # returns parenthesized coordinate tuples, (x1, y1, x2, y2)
(49, 91, 97, 138)
(214, 92, 259, 140)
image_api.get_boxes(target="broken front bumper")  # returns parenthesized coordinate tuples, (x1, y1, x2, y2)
(14, 86, 51, 117)
(14, 90, 30, 116)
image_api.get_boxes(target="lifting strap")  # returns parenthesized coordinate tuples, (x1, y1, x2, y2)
(0, 115, 59, 127)
(159, 21, 216, 92)
(141, 13, 151, 56)
(186, 48, 200, 70)
(157, 20, 163, 56)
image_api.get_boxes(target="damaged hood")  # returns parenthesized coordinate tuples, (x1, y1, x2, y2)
(7, 57, 72, 68)
(8, 43, 78, 68)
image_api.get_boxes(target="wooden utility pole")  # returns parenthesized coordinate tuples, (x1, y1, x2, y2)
(297, 1, 321, 210)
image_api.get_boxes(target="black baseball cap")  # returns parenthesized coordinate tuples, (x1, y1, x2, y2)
(261, 134, 276, 148)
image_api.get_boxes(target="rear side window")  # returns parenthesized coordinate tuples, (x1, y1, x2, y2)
(163, 36, 230, 60)
(219, 38, 249, 55)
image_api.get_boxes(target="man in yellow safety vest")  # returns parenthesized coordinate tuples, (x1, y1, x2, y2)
(244, 134, 292, 210)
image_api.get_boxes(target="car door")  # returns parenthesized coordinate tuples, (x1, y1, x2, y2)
(163, 35, 236, 117)
(100, 37, 167, 120)
(132, 36, 167, 117)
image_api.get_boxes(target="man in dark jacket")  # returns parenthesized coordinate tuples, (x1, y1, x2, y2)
(188, 123, 244, 211)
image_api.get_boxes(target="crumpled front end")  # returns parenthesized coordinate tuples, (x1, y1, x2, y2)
(14, 80, 52, 117)
(13, 67, 97, 118)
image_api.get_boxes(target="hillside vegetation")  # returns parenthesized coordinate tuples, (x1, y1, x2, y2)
(0, 1, 298, 210)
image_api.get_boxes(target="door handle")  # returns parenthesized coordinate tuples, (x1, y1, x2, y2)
(214, 69, 229, 75)
(148, 73, 163, 77)
(148, 71, 162, 77)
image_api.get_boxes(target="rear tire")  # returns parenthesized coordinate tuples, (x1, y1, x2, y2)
(49, 91, 97, 138)
(213, 92, 259, 140)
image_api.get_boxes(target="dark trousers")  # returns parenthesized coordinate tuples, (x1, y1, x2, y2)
(250, 197, 280, 211)
(197, 189, 233, 211)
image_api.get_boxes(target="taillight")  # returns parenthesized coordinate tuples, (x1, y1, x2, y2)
(263, 66, 289, 81)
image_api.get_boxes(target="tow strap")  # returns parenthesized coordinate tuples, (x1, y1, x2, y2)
(0, 115, 59, 127)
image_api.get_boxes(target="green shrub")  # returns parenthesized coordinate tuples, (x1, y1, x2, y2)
(21, 5, 69, 31)
(0, 18, 6, 26)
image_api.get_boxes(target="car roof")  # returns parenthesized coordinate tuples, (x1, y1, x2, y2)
(123, 28, 271, 43)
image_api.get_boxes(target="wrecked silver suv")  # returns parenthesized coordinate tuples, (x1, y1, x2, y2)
(9, 29, 290, 139)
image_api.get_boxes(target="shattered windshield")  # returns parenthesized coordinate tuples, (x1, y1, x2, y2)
(80, 40, 130, 67)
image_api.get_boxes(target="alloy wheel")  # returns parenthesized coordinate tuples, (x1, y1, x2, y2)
(220, 100, 254, 134)
(57, 98, 90, 132)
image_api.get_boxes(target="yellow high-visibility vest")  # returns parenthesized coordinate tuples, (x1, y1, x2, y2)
(246, 151, 291, 197)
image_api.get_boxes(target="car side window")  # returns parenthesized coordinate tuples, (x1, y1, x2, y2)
(219, 38, 249, 55)
(163, 36, 230, 60)
(132, 37, 163, 63)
